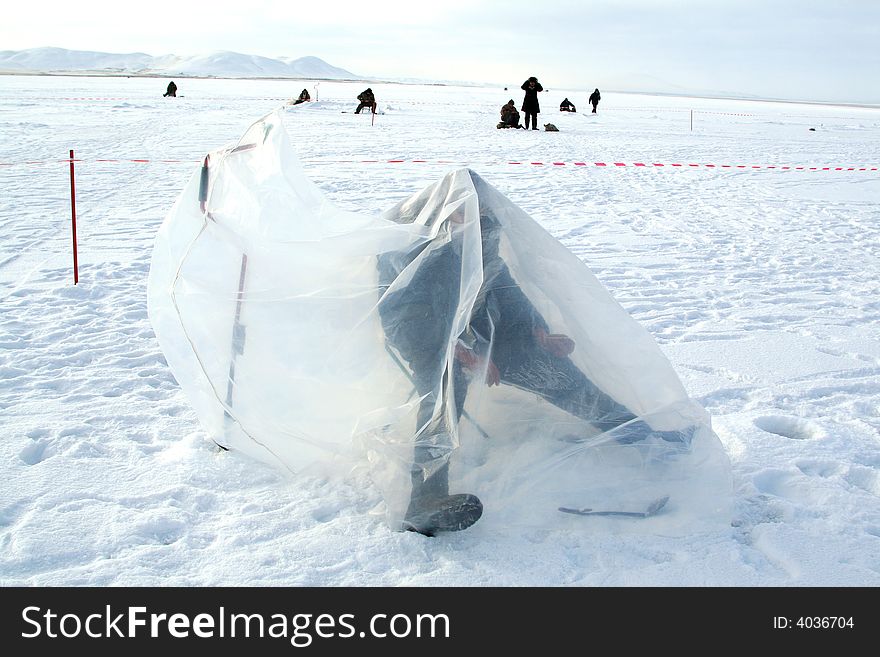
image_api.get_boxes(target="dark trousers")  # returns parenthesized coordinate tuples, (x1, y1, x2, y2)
(523, 111, 538, 129)
(355, 101, 376, 114)
(492, 333, 636, 431)
(408, 363, 469, 509)
(591, 103, 598, 113)
(406, 332, 636, 511)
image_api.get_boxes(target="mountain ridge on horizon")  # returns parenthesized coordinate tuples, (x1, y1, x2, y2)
(2, 47, 876, 107)
(0, 47, 362, 81)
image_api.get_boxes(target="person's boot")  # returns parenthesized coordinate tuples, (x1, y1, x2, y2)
(403, 459, 482, 536)
(403, 494, 483, 537)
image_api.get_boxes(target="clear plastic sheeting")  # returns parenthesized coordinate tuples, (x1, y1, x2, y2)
(148, 110, 731, 534)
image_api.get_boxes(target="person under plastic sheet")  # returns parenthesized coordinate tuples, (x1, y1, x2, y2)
(377, 171, 688, 536)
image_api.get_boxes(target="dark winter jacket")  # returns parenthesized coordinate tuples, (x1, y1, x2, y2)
(520, 79, 543, 113)
(589, 89, 601, 106)
(357, 89, 375, 104)
(501, 101, 520, 124)
(378, 174, 548, 372)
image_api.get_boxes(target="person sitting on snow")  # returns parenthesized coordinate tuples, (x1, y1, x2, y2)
(377, 170, 689, 536)
(559, 97, 576, 112)
(293, 88, 311, 105)
(355, 88, 377, 114)
(163, 81, 177, 98)
(499, 99, 522, 128)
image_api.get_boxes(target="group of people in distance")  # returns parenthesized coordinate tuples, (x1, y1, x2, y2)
(498, 78, 601, 130)
(163, 79, 600, 130)
(288, 86, 374, 111)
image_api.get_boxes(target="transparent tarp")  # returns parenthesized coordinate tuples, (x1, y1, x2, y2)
(148, 111, 731, 534)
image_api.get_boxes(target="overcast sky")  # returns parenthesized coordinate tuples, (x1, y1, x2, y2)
(3, 0, 879, 103)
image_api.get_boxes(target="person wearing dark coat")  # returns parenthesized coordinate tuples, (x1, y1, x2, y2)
(355, 88, 377, 114)
(293, 88, 311, 105)
(163, 81, 177, 98)
(589, 88, 601, 113)
(520, 76, 543, 130)
(559, 97, 576, 112)
(499, 99, 522, 128)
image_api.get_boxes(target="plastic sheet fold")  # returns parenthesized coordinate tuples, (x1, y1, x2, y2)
(148, 111, 731, 532)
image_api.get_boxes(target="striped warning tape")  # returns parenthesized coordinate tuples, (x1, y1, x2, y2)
(0, 158, 877, 171)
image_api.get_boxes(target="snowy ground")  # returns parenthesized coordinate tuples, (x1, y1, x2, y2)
(1, 75, 879, 586)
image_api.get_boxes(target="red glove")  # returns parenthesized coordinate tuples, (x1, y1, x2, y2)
(455, 343, 500, 386)
(454, 343, 478, 367)
(534, 328, 575, 357)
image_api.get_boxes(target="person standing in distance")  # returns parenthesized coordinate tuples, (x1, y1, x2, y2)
(589, 88, 601, 113)
(520, 76, 543, 130)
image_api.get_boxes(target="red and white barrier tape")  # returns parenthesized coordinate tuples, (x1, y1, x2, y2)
(1, 158, 876, 171)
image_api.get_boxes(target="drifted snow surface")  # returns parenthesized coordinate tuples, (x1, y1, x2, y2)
(1, 75, 879, 586)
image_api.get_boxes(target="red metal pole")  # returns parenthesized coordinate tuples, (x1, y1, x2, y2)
(69, 149, 79, 284)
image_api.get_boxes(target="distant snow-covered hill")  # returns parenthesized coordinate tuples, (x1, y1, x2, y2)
(0, 47, 360, 80)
